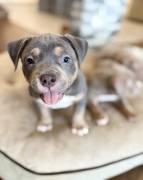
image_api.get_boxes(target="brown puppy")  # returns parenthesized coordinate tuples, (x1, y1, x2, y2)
(87, 45, 143, 125)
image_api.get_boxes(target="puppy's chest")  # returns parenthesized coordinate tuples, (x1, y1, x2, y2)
(37, 94, 83, 109)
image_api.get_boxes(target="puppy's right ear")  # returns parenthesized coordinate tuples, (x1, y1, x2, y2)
(7, 37, 31, 70)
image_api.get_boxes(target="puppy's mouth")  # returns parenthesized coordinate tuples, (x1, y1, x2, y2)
(40, 91, 63, 105)
(36, 79, 64, 105)
(31, 78, 67, 105)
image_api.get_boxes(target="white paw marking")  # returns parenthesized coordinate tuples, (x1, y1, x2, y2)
(72, 127, 89, 136)
(37, 124, 53, 132)
(96, 117, 109, 126)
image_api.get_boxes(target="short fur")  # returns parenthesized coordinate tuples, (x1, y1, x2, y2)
(87, 44, 143, 125)
(7, 33, 89, 136)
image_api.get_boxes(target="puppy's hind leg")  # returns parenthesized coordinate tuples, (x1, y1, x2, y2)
(88, 101, 109, 126)
(35, 99, 53, 132)
(115, 99, 136, 122)
(110, 75, 137, 121)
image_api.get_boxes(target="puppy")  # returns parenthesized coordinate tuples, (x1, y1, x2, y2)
(7, 34, 88, 136)
(87, 45, 143, 125)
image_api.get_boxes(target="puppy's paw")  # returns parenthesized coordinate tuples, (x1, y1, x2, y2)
(96, 116, 109, 126)
(71, 126, 89, 136)
(37, 123, 53, 132)
(127, 114, 137, 123)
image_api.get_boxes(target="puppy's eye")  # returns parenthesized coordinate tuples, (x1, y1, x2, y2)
(62, 56, 71, 63)
(26, 57, 35, 65)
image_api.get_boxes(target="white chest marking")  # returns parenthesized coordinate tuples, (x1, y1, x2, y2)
(36, 94, 84, 109)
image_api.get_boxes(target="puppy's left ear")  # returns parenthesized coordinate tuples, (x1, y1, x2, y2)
(7, 37, 31, 70)
(63, 34, 88, 64)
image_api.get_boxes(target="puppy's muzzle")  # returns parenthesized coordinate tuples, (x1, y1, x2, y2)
(40, 73, 57, 88)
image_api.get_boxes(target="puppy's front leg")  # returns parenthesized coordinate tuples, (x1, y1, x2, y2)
(35, 100, 53, 132)
(72, 99, 88, 136)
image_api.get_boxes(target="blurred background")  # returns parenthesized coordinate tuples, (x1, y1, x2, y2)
(0, 0, 143, 53)
(0, 0, 143, 179)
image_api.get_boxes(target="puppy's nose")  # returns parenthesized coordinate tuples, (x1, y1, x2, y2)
(40, 74, 56, 87)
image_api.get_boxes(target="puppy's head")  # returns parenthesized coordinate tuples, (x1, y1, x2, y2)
(7, 34, 88, 104)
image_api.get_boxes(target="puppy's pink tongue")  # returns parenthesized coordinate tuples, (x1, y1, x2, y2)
(41, 91, 63, 104)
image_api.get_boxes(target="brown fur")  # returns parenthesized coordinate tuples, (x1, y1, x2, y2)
(31, 47, 41, 57)
(54, 46, 64, 56)
(85, 45, 143, 124)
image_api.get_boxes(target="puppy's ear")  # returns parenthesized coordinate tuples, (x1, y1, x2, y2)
(63, 34, 88, 64)
(7, 37, 31, 70)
